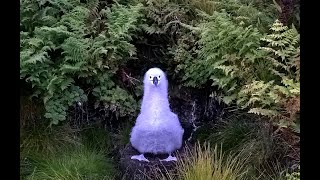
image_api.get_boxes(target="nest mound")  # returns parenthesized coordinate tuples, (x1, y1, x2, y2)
(119, 142, 191, 180)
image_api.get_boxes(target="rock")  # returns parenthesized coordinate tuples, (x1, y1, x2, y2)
(119, 142, 191, 180)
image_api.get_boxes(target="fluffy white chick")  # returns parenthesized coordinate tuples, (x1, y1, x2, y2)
(130, 68, 184, 162)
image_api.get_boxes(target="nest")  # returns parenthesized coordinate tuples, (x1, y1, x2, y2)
(119, 142, 191, 180)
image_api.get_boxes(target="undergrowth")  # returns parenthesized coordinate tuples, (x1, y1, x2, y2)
(152, 142, 248, 180)
(26, 146, 115, 180)
(20, 123, 117, 180)
(112, 121, 134, 149)
(177, 143, 247, 180)
(20, 0, 143, 125)
(194, 111, 299, 179)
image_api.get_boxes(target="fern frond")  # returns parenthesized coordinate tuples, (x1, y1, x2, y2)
(61, 37, 90, 63)
(60, 61, 85, 75)
(59, 6, 90, 35)
(60, 78, 75, 91)
(21, 51, 49, 66)
(248, 108, 278, 117)
(270, 19, 288, 32)
(35, 25, 74, 38)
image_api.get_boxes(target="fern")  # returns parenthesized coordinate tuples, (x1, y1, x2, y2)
(21, 0, 299, 129)
(176, 11, 262, 93)
(61, 37, 90, 63)
(107, 3, 143, 39)
(174, 13, 299, 128)
(239, 21, 299, 124)
(142, 0, 189, 35)
(20, 0, 144, 125)
(260, 20, 300, 81)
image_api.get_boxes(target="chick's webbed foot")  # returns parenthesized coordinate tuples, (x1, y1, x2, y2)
(131, 154, 149, 162)
(160, 154, 177, 162)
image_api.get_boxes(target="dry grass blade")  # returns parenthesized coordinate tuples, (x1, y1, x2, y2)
(152, 142, 248, 180)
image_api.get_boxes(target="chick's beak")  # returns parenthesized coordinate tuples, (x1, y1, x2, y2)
(153, 77, 158, 86)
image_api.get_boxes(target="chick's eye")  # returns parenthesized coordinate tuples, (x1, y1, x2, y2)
(149, 76, 152, 79)
(158, 76, 161, 79)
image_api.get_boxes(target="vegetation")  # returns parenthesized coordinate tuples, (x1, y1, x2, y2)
(20, 0, 143, 125)
(195, 112, 299, 179)
(20, 122, 117, 179)
(21, 0, 300, 179)
(176, 143, 247, 180)
(152, 142, 247, 180)
(174, 14, 299, 131)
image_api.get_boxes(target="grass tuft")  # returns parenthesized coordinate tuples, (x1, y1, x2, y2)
(152, 142, 248, 180)
(27, 146, 115, 180)
(21, 124, 117, 180)
(194, 112, 296, 179)
(177, 142, 248, 180)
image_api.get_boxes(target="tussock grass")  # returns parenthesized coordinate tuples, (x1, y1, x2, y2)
(194, 112, 295, 179)
(152, 142, 248, 180)
(26, 145, 115, 180)
(20, 123, 81, 157)
(20, 124, 117, 180)
(177, 142, 248, 180)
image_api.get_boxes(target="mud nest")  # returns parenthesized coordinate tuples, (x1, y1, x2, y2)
(119, 142, 192, 180)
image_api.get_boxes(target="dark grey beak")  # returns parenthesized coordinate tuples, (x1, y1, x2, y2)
(153, 77, 158, 86)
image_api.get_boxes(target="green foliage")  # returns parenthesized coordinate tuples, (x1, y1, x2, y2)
(26, 146, 116, 180)
(175, 0, 277, 30)
(195, 114, 275, 165)
(165, 2, 299, 129)
(92, 73, 139, 118)
(213, 0, 277, 32)
(175, 10, 263, 93)
(80, 126, 113, 152)
(141, 0, 189, 35)
(44, 85, 88, 124)
(21, 0, 297, 127)
(260, 20, 300, 81)
(20, 123, 80, 178)
(194, 113, 295, 180)
(174, 14, 300, 128)
(20, 0, 144, 125)
(20, 123, 81, 157)
(237, 20, 300, 126)
(21, 125, 117, 180)
(173, 0, 217, 16)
